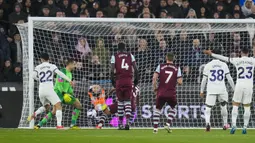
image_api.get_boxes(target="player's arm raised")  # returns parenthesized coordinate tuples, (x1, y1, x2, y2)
(203, 50, 229, 63)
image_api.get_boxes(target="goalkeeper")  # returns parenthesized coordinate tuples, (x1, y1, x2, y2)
(32, 59, 82, 129)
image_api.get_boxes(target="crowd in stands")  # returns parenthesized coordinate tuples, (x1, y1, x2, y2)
(0, 0, 254, 83)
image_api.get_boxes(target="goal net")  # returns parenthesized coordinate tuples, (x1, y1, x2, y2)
(17, 18, 255, 128)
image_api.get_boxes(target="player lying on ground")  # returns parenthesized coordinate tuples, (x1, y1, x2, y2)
(152, 53, 183, 134)
(111, 42, 139, 130)
(200, 48, 235, 132)
(88, 85, 139, 129)
(204, 47, 254, 134)
(32, 53, 73, 129)
(30, 59, 82, 129)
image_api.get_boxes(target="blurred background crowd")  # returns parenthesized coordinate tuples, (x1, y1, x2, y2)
(0, 0, 254, 83)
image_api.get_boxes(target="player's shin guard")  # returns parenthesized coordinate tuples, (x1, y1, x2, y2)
(153, 109, 161, 129)
(71, 109, 80, 126)
(35, 106, 46, 117)
(167, 108, 176, 125)
(38, 112, 53, 126)
(243, 106, 251, 128)
(117, 101, 124, 125)
(56, 110, 62, 126)
(221, 105, 228, 126)
(231, 106, 238, 127)
(205, 107, 211, 125)
(124, 100, 132, 123)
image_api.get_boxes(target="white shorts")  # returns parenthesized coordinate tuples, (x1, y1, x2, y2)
(206, 93, 228, 106)
(233, 87, 253, 104)
(39, 87, 60, 106)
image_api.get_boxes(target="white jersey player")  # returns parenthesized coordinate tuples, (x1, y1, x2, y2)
(33, 53, 72, 129)
(204, 47, 254, 134)
(200, 49, 235, 132)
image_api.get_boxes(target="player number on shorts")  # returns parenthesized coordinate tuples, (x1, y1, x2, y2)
(39, 70, 53, 83)
(165, 71, 173, 83)
(121, 59, 129, 70)
(238, 67, 252, 79)
(209, 69, 224, 81)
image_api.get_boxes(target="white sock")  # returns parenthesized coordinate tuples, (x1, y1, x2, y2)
(205, 107, 211, 125)
(221, 105, 228, 126)
(243, 106, 251, 128)
(34, 106, 46, 116)
(231, 106, 238, 127)
(56, 110, 62, 126)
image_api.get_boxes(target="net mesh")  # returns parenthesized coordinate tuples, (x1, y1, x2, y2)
(17, 20, 255, 128)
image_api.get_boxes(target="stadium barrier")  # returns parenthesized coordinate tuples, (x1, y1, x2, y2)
(0, 82, 23, 128)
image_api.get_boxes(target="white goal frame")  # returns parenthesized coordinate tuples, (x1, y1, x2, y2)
(22, 17, 255, 129)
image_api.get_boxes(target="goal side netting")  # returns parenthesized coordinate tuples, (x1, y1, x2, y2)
(17, 18, 255, 128)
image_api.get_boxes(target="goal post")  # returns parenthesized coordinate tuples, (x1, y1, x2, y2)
(17, 17, 255, 129)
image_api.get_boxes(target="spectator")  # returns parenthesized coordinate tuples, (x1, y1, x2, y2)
(23, 0, 35, 16)
(8, 3, 27, 35)
(33, 0, 44, 16)
(41, 5, 51, 17)
(181, 0, 190, 17)
(68, 2, 80, 17)
(1, 60, 12, 81)
(7, 63, 22, 82)
(0, 31, 10, 61)
(224, 0, 238, 14)
(0, 8, 8, 33)
(80, 0, 88, 10)
(118, 0, 125, 9)
(216, 2, 226, 18)
(248, 5, 255, 18)
(88, 55, 106, 80)
(93, 38, 109, 67)
(213, 12, 219, 19)
(10, 33, 22, 63)
(89, 1, 100, 17)
(126, 0, 142, 18)
(80, 8, 90, 17)
(120, 5, 128, 17)
(198, 6, 210, 18)
(138, 0, 155, 16)
(166, 0, 183, 18)
(104, 0, 118, 17)
(157, 0, 168, 17)
(0, 0, 10, 20)
(56, 9, 65, 17)
(242, 0, 253, 17)
(45, 0, 58, 16)
(96, 10, 104, 18)
(233, 4, 244, 18)
(75, 37, 92, 61)
(186, 8, 197, 18)
(160, 9, 168, 18)
(201, 0, 214, 17)
(60, 0, 71, 15)
(117, 12, 124, 18)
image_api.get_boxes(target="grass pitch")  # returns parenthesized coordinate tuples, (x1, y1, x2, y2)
(1, 129, 255, 143)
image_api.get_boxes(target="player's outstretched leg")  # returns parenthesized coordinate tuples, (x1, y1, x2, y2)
(28, 106, 46, 122)
(117, 101, 125, 130)
(230, 103, 239, 134)
(124, 100, 132, 130)
(205, 106, 211, 132)
(165, 107, 176, 133)
(242, 105, 251, 134)
(34, 111, 53, 129)
(153, 109, 161, 134)
(70, 99, 82, 129)
(220, 102, 229, 130)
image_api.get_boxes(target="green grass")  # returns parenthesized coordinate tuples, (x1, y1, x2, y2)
(1, 129, 255, 143)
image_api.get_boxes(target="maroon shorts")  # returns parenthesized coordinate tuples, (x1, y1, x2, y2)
(116, 85, 132, 101)
(156, 96, 177, 110)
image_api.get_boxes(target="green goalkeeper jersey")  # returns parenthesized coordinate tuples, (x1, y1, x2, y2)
(54, 68, 73, 95)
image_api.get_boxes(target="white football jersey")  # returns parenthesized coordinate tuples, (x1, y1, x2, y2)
(229, 56, 255, 87)
(203, 59, 230, 94)
(34, 62, 58, 88)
